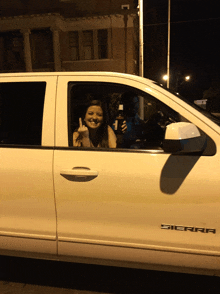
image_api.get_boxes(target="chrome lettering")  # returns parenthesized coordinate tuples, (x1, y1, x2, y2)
(195, 228, 205, 233)
(206, 228, 216, 234)
(161, 224, 216, 234)
(185, 226, 194, 232)
(175, 226, 185, 231)
(161, 224, 172, 230)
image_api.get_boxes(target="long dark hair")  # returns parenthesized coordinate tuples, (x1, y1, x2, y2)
(83, 100, 109, 147)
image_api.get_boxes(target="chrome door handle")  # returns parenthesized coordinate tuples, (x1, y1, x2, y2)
(60, 167, 98, 181)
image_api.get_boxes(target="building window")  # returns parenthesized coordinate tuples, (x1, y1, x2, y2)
(98, 29, 108, 59)
(68, 29, 109, 61)
(69, 31, 79, 61)
(0, 31, 25, 72)
(30, 29, 53, 70)
(83, 30, 93, 60)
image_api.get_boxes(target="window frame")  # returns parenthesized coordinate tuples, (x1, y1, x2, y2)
(69, 31, 80, 61)
(67, 81, 196, 152)
(68, 29, 109, 61)
(98, 29, 108, 59)
(0, 76, 57, 148)
(55, 75, 218, 156)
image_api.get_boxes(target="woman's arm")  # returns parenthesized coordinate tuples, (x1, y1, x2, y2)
(73, 131, 81, 147)
(73, 118, 91, 147)
(73, 131, 91, 147)
(108, 125, 117, 148)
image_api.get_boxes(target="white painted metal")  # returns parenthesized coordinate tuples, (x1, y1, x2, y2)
(54, 73, 220, 274)
(0, 75, 57, 254)
(0, 71, 220, 275)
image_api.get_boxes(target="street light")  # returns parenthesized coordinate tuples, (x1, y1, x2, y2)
(163, 75, 168, 81)
(162, 74, 169, 87)
(175, 74, 191, 92)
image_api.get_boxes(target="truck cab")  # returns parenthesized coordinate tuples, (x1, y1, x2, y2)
(0, 72, 220, 276)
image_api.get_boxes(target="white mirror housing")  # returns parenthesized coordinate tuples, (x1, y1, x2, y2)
(165, 122, 201, 140)
(163, 122, 207, 153)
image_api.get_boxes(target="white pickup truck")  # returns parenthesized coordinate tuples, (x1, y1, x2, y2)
(0, 72, 220, 276)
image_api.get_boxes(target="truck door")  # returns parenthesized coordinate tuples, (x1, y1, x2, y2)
(54, 74, 220, 270)
(0, 76, 57, 255)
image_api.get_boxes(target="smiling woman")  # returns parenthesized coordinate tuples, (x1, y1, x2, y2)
(73, 100, 117, 148)
(84, 104, 104, 129)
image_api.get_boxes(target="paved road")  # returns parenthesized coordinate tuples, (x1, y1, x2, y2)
(0, 255, 220, 293)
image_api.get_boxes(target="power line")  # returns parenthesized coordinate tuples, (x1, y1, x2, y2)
(144, 17, 220, 27)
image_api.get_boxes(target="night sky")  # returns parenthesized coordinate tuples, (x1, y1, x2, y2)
(142, 0, 220, 100)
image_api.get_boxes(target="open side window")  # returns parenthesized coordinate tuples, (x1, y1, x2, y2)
(67, 81, 215, 155)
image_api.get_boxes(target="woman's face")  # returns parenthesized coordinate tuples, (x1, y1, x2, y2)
(84, 105, 103, 129)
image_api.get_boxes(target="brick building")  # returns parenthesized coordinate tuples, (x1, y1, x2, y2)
(0, 0, 139, 74)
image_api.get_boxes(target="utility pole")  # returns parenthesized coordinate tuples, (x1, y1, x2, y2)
(167, 0, 171, 88)
(138, 0, 144, 78)
(138, 0, 144, 119)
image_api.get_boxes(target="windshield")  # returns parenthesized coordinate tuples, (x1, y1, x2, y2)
(155, 83, 220, 126)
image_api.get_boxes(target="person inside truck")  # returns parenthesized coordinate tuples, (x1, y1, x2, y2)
(119, 93, 144, 148)
(73, 99, 126, 148)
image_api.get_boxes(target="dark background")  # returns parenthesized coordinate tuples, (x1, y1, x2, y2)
(141, 0, 220, 101)
(1, 255, 220, 293)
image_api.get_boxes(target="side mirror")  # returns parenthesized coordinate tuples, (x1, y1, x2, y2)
(163, 122, 207, 154)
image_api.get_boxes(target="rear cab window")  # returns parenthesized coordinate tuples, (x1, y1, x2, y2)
(0, 82, 46, 145)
